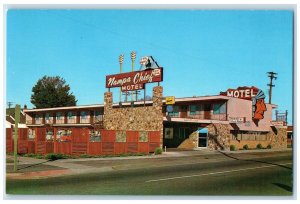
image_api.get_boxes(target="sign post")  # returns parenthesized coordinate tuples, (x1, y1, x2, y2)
(14, 104, 20, 172)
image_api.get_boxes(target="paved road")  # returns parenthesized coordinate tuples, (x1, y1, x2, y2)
(6, 150, 293, 196)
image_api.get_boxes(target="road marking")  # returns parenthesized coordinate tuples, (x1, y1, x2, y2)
(145, 162, 292, 183)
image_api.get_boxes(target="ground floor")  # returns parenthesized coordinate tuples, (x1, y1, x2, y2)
(6, 127, 161, 155)
(163, 122, 288, 150)
(6, 120, 288, 155)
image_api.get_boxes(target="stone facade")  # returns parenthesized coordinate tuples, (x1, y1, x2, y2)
(177, 131, 198, 149)
(103, 86, 163, 146)
(207, 123, 231, 150)
(177, 124, 231, 150)
(176, 123, 287, 150)
(266, 127, 287, 148)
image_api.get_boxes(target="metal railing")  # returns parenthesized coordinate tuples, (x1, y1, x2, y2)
(67, 118, 76, 124)
(80, 118, 90, 124)
(166, 112, 227, 121)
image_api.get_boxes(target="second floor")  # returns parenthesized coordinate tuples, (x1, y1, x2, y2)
(24, 95, 276, 126)
(25, 105, 104, 126)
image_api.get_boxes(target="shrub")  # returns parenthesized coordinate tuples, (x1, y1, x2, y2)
(154, 147, 163, 155)
(23, 153, 36, 158)
(256, 143, 263, 149)
(267, 144, 272, 149)
(79, 154, 94, 158)
(45, 153, 65, 161)
(230, 145, 236, 151)
(243, 144, 249, 150)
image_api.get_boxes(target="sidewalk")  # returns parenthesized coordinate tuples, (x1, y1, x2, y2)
(6, 148, 292, 179)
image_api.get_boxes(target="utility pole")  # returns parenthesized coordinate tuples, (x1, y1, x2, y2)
(7, 101, 14, 109)
(267, 71, 278, 104)
(14, 104, 20, 172)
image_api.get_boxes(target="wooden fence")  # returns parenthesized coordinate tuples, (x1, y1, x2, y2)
(5, 127, 161, 155)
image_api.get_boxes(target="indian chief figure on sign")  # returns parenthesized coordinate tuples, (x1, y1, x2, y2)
(252, 89, 267, 125)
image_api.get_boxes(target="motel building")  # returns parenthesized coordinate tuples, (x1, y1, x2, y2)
(6, 57, 287, 155)
(6, 85, 288, 156)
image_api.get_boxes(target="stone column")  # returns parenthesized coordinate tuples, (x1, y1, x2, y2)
(153, 86, 163, 148)
(153, 86, 163, 107)
(104, 92, 113, 110)
(104, 92, 113, 130)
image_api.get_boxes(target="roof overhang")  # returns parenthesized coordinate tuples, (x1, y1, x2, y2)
(165, 95, 230, 103)
(24, 104, 103, 113)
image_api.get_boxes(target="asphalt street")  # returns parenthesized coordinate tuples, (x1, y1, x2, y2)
(6, 149, 293, 196)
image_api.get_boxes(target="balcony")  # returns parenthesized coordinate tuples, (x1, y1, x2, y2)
(56, 118, 64, 124)
(93, 115, 104, 123)
(45, 118, 53, 124)
(165, 112, 227, 121)
(67, 118, 76, 124)
(35, 119, 42, 125)
(26, 120, 33, 125)
(188, 113, 227, 121)
(80, 117, 90, 124)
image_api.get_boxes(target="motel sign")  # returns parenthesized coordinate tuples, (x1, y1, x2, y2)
(106, 68, 163, 91)
(220, 86, 259, 100)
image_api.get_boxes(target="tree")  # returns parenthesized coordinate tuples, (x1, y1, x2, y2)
(30, 76, 77, 108)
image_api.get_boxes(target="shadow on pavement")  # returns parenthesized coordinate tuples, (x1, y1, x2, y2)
(272, 183, 293, 192)
(16, 160, 50, 171)
(217, 151, 292, 171)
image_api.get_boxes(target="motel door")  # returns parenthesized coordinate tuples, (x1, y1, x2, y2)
(198, 128, 208, 148)
(204, 104, 211, 119)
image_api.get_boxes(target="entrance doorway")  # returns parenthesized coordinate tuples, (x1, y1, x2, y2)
(204, 104, 211, 119)
(198, 128, 208, 147)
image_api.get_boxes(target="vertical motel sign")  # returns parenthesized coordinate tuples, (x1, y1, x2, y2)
(106, 68, 163, 91)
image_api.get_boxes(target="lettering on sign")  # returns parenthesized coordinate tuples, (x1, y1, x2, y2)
(220, 86, 266, 122)
(165, 96, 175, 105)
(271, 121, 284, 126)
(121, 84, 144, 92)
(229, 117, 246, 124)
(220, 86, 259, 100)
(106, 68, 163, 89)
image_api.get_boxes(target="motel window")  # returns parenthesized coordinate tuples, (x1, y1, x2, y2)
(231, 131, 267, 141)
(89, 130, 101, 142)
(56, 112, 62, 120)
(35, 114, 41, 120)
(165, 128, 174, 139)
(169, 106, 179, 117)
(139, 131, 148, 142)
(213, 103, 226, 114)
(81, 111, 87, 119)
(46, 129, 54, 141)
(56, 129, 72, 142)
(116, 131, 126, 142)
(189, 105, 200, 115)
(28, 128, 36, 140)
(68, 112, 74, 119)
(45, 113, 50, 120)
(94, 111, 103, 121)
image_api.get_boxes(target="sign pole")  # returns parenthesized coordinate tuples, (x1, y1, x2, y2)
(131, 51, 136, 102)
(119, 54, 124, 103)
(144, 85, 146, 107)
(14, 104, 20, 172)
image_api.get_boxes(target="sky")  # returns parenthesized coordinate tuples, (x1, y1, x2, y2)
(6, 9, 294, 124)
